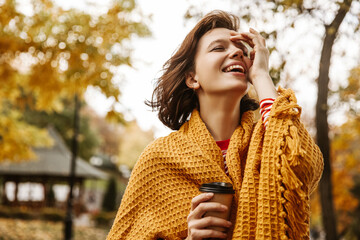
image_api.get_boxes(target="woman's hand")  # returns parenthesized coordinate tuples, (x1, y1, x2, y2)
(230, 28, 270, 83)
(230, 28, 278, 100)
(186, 193, 232, 240)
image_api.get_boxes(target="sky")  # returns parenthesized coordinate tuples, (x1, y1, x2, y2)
(40, 0, 360, 137)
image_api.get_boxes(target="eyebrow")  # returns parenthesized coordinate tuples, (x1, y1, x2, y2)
(207, 39, 228, 50)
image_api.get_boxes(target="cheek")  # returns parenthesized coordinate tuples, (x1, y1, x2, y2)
(194, 54, 224, 79)
(195, 61, 213, 78)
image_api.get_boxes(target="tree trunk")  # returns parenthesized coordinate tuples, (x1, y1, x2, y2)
(316, 1, 353, 240)
(64, 94, 80, 240)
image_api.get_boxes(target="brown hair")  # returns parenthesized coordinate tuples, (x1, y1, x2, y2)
(147, 10, 259, 130)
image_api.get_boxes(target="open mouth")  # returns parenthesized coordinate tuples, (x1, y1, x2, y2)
(222, 64, 246, 74)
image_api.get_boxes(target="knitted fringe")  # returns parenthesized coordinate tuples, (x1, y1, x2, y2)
(279, 122, 310, 239)
(274, 88, 309, 239)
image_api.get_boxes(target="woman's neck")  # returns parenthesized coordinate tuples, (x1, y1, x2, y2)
(198, 96, 241, 141)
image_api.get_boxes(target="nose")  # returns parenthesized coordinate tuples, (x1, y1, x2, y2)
(229, 46, 244, 59)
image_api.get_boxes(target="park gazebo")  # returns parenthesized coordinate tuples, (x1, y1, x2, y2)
(0, 126, 108, 209)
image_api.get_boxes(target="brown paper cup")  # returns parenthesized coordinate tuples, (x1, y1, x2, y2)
(199, 182, 234, 232)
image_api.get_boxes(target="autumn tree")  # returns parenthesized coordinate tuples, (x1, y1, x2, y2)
(0, 0, 150, 161)
(331, 117, 360, 238)
(337, 66, 360, 118)
(83, 106, 123, 158)
(117, 120, 154, 169)
(331, 65, 360, 239)
(23, 100, 101, 161)
(185, 1, 360, 239)
(311, 110, 360, 239)
(102, 177, 118, 212)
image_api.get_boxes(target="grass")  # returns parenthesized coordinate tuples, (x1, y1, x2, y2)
(0, 218, 108, 240)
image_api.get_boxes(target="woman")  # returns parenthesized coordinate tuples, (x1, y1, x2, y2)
(107, 10, 323, 240)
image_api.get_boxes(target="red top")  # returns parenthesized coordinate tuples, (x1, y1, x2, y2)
(216, 139, 230, 175)
(216, 139, 230, 151)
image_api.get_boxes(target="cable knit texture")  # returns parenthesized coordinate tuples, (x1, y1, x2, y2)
(107, 88, 324, 240)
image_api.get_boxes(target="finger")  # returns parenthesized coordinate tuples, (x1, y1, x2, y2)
(246, 36, 265, 48)
(190, 229, 227, 239)
(240, 32, 257, 42)
(191, 202, 227, 219)
(240, 31, 265, 43)
(250, 50, 255, 61)
(244, 30, 266, 46)
(191, 193, 214, 211)
(229, 34, 248, 41)
(230, 35, 255, 48)
(230, 34, 252, 42)
(232, 33, 255, 46)
(230, 30, 239, 36)
(249, 27, 259, 34)
(190, 216, 232, 230)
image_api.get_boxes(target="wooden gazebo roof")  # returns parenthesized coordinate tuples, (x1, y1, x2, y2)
(0, 126, 108, 181)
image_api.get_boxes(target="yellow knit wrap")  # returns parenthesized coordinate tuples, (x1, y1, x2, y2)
(107, 88, 323, 240)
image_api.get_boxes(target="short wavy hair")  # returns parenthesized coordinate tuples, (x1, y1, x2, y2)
(147, 10, 259, 130)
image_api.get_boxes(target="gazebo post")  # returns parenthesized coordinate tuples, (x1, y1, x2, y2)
(14, 180, 18, 205)
(1, 178, 6, 204)
(78, 179, 85, 214)
(43, 181, 48, 207)
(79, 179, 84, 202)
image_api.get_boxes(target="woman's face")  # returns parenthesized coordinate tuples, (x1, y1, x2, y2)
(190, 28, 252, 98)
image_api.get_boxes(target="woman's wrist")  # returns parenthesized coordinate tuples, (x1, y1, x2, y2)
(251, 73, 278, 100)
(250, 71, 272, 85)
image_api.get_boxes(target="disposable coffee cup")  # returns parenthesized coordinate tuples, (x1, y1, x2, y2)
(199, 182, 235, 232)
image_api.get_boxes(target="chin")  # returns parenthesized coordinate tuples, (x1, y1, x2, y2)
(232, 81, 249, 93)
(218, 84, 248, 98)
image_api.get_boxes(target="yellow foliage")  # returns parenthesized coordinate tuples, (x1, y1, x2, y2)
(0, 109, 53, 162)
(332, 170, 358, 212)
(344, 67, 360, 99)
(277, 0, 303, 10)
(310, 115, 360, 232)
(310, 191, 322, 228)
(0, 0, 150, 161)
(323, 117, 360, 232)
(105, 110, 125, 124)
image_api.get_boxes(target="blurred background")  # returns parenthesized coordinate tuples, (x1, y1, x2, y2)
(0, 0, 359, 239)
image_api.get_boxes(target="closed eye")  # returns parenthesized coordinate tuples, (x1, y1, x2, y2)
(211, 46, 225, 52)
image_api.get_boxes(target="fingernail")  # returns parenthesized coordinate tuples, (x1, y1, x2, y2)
(222, 205, 228, 210)
(227, 221, 232, 226)
(206, 193, 214, 197)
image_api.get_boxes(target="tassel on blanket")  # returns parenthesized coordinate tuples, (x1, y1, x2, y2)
(271, 87, 302, 119)
(281, 124, 306, 191)
(278, 121, 309, 239)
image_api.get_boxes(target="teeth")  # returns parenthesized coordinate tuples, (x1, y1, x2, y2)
(224, 65, 245, 73)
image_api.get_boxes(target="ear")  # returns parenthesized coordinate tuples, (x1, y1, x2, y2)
(185, 72, 200, 90)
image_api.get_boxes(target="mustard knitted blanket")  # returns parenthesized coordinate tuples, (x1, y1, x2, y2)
(107, 88, 323, 240)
